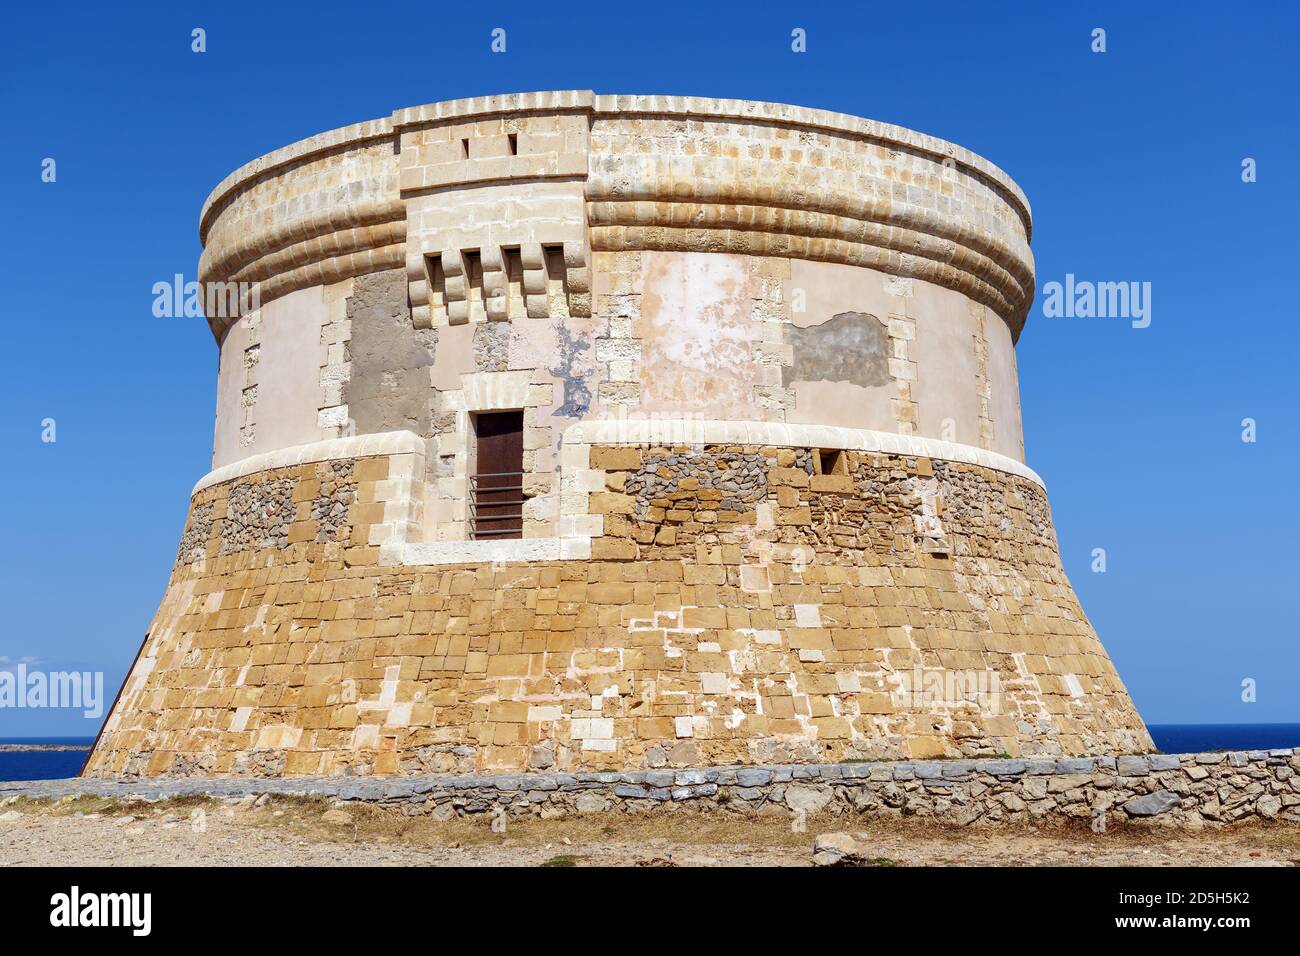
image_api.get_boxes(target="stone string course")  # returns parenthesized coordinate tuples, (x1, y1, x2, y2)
(12, 750, 1298, 830)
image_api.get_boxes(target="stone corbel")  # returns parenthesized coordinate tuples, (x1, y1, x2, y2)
(564, 239, 591, 318)
(410, 250, 434, 329)
(443, 250, 469, 325)
(481, 246, 508, 321)
(520, 242, 549, 317)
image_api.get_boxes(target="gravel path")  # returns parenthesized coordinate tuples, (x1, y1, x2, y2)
(2, 798, 1297, 867)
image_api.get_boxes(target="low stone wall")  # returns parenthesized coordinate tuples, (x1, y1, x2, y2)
(12, 749, 1297, 830)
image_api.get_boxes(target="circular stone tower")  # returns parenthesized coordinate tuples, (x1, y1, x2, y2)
(86, 92, 1152, 778)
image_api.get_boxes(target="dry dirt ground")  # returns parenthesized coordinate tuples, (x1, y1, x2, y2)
(1, 796, 1298, 867)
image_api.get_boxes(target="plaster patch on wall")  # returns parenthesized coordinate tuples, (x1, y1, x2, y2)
(637, 252, 761, 418)
(344, 270, 436, 436)
(549, 319, 593, 418)
(783, 311, 890, 388)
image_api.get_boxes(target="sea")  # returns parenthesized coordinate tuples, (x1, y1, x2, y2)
(1145, 723, 1300, 755)
(0, 738, 94, 781)
(1, 725, 1298, 781)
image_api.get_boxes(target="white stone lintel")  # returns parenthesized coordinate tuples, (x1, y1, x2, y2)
(401, 537, 562, 566)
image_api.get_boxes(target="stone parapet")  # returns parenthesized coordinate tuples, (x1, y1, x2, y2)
(198, 91, 1034, 342)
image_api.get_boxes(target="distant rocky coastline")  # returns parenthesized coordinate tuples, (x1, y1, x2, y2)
(0, 744, 90, 753)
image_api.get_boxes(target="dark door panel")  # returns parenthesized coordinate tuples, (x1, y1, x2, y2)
(472, 411, 524, 539)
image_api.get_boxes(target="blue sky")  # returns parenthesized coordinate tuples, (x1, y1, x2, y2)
(1, 1, 1296, 736)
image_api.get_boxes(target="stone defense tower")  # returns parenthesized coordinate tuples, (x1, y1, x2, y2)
(86, 92, 1152, 778)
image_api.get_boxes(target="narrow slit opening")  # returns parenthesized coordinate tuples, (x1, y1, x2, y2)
(817, 449, 846, 476)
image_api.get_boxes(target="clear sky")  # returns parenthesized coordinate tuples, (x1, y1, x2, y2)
(1, 1, 1296, 736)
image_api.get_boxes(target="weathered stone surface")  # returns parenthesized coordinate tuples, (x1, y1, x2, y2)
(574, 792, 607, 814)
(1055, 758, 1094, 774)
(625, 450, 769, 519)
(175, 501, 213, 565)
(812, 832, 875, 866)
(981, 760, 1026, 776)
(785, 784, 833, 814)
(785, 312, 890, 389)
(1123, 791, 1180, 817)
(343, 269, 435, 436)
(311, 460, 356, 543)
(1256, 795, 1282, 819)
(1117, 756, 1151, 777)
(97, 406, 1163, 777)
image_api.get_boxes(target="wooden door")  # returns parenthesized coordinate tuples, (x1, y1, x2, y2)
(472, 411, 524, 539)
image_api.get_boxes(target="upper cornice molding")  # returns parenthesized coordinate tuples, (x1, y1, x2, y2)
(200, 91, 1031, 245)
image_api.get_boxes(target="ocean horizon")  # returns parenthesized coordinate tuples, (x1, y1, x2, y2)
(1145, 723, 1300, 755)
(0, 737, 95, 782)
(2, 724, 1298, 783)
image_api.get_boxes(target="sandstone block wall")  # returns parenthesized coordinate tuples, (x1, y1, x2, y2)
(85, 431, 1150, 778)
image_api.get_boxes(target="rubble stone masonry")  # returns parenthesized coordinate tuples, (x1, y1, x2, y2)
(32, 749, 1300, 828)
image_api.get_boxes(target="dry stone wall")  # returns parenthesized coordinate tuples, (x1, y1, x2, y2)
(23, 750, 1300, 830)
